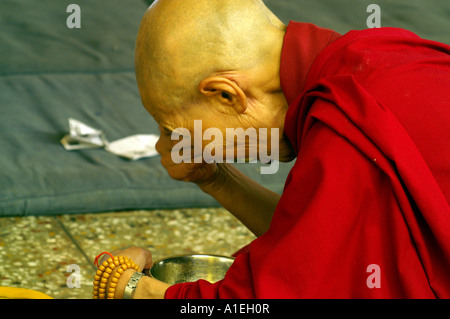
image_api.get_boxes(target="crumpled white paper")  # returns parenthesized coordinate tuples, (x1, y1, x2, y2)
(105, 134, 159, 160)
(61, 118, 159, 161)
(61, 118, 106, 150)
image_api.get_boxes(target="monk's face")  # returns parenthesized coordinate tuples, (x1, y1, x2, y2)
(135, 0, 295, 163)
(137, 84, 260, 163)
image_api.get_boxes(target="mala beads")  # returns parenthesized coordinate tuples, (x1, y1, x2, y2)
(93, 252, 140, 299)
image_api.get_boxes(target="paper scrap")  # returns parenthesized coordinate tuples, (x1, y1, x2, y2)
(60, 134, 103, 151)
(61, 118, 159, 160)
(61, 118, 107, 150)
(105, 134, 159, 161)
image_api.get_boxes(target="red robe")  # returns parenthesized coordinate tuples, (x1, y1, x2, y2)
(165, 22, 450, 298)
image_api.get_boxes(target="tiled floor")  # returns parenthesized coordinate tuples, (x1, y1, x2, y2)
(0, 208, 255, 299)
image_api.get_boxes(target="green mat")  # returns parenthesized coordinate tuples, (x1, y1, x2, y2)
(1, 0, 447, 217)
(265, 0, 449, 44)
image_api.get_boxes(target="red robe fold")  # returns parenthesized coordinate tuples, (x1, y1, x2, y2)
(165, 22, 450, 299)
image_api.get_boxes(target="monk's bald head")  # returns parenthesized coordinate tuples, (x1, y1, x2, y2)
(135, 0, 286, 120)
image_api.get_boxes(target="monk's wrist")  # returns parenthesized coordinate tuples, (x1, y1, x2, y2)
(114, 269, 170, 299)
(196, 163, 229, 194)
(114, 269, 135, 299)
(133, 276, 170, 299)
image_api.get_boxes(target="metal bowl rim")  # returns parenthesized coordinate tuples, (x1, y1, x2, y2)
(147, 253, 235, 278)
(151, 253, 235, 265)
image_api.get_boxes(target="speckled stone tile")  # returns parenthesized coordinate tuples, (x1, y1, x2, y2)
(0, 216, 93, 299)
(59, 208, 256, 262)
(0, 208, 256, 299)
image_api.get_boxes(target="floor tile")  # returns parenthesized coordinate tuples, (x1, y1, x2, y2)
(58, 208, 256, 262)
(0, 216, 91, 299)
(0, 207, 256, 299)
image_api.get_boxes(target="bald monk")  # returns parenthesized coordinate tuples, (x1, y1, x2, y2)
(103, 0, 450, 298)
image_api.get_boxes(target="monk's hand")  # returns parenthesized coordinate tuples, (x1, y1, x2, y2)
(155, 125, 221, 188)
(100, 246, 153, 271)
(98, 246, 170, 299)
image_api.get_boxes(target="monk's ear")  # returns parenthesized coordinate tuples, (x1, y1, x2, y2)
(198, 76, 247, 114)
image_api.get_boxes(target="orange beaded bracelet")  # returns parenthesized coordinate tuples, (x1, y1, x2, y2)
(93, 252, 140, 299)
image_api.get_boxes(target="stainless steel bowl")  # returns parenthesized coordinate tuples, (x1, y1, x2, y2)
(147, 254, 235, 285)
